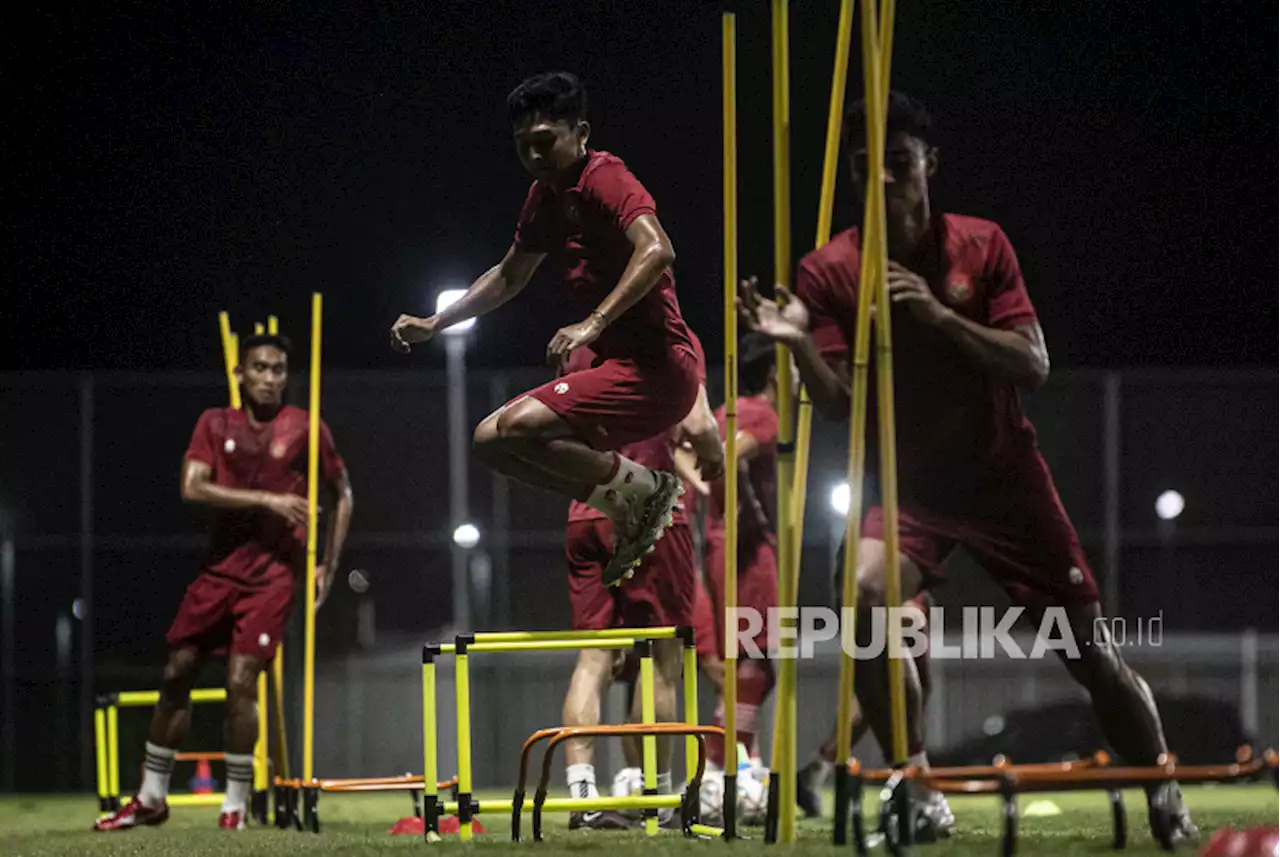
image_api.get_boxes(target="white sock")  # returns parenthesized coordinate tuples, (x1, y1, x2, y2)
(139, 742, 175, 807)
(908, 750, 930, 770)
(656, 771, 672, 794)
(586, 454, 657, 517)
(612, 766, 642, 797)
(566, 763, 599, 801)
(221, 753, 255, 813)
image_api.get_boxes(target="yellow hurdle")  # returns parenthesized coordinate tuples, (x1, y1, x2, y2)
(421, 628, 702, 840)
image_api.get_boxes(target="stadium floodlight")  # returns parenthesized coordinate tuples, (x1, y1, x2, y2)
(435, 289, 474, 335)
(453, 523, 481, 549)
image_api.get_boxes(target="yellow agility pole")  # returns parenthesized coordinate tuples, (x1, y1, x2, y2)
(768, 0, 799, 843)
(254, 322, 265, 335)
(860, 0, 911, 772)
(835, 2, 906, 836)
(94, 705, 111, 811)
(303, 292, 322, 789)
(217, 312, 241, 409)
(721, 8, 742, 841)
(271, 651, 289, 779)
(267, 315, 279, 335)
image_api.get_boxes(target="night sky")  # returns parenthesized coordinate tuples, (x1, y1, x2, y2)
(4, 2, 1275, 373)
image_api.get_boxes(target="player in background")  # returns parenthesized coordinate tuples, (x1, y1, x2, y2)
(391, 71, 698, 586)
(94, 334, 353, 832)
(556, 336, 722, 830)
(738, 91, 1195, 845)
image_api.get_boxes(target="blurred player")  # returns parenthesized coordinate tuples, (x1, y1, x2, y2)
(795, 590, 946, 827)
(391, 71, 700, 586)
(557, 336, 722, 830)
(94, 334, 353, 832)
(694, 333, 780, 775)
(739, 91, 1196, 845)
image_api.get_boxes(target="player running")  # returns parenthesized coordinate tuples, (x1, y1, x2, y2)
(94, 333, 353, 832)
(738, 91, 1196, 846)
(391, 71, 699, 586)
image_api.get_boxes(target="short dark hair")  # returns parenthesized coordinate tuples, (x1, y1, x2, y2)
(239, 333, 292, 363)
(507, 72, 587, 126)
(739, 332, 776, 396)
(843, 90, 932, 151)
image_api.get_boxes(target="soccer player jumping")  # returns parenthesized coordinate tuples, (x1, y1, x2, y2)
(94, 334, 353, 832)
(391, 72, 702, 585)
(739, 92, 1197, 846)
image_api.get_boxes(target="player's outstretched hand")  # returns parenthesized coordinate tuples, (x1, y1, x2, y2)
(546, 314, 605, 366)
(887, 261, 950, 326)
(737, 276, 809, 343)
(390, 314, 438, 353)
(262, 493, 309, 527)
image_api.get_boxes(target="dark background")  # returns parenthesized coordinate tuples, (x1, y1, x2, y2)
(4, 1, 1275, 373)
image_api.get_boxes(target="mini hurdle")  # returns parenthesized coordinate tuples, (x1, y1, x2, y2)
(844, 746, 1279, 856)
(413, 626, 715, 842)
(93, 687, 270, 822)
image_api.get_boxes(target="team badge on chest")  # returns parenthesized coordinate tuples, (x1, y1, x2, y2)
(945, 276, 973, 305)
(562, 193, 581, 227)
(270, 438, 288, 459)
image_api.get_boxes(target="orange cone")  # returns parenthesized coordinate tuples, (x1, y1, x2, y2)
(191, 758, 216, 794)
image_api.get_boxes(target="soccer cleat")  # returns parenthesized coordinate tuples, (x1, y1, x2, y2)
(568, 810, 636, 830)
(1147, 781, 1199, 847)
(921, 788, 956, 838)
(795, 762, 825, 819)
(93, 797, 170, 831)
(218, 809, 247, 830)
(602, 472, 683, 588)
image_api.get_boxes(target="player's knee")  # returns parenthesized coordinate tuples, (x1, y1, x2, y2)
(225, 660, 262, 701)
(494, 399, 543, 441)
(160, 648, 200, 702)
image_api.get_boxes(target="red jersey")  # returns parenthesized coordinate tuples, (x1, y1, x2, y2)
(513, 149, 696, 365)
(184, 406, 346, 586)
(706, 396, 778, 546)
(565, 330, 708, 525)
(796, 213, 1039, 493)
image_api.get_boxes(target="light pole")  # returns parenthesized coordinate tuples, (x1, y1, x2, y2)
(436, 290, 475, 633)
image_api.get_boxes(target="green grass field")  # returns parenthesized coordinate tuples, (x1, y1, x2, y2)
(2, 785, 1275, 856)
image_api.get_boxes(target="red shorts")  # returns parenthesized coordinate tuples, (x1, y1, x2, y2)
(703, 533, 778, 659)
(566, 518, 696, 631)
(526, 350, 699, 451)
(863, 451, 1100, 611)
(165, 570, 294, 661)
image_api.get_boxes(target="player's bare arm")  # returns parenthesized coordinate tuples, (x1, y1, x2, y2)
(737, 276, 852, 421)
(316, 466, 354, 610)
(545, 213, 675, 364)
(180, 458, 308, 527)
(391, 245, 545, 352)
(886, 261, 1049, 390)
(677, 384, 725, 482)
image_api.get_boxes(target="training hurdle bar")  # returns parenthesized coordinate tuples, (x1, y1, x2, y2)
(844, 746, 1279, 856)
(270, 774, 460, 834)
(94, 687, 270, 822)
(420, 627, 704, 842)
(513, 722, 727, 842)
